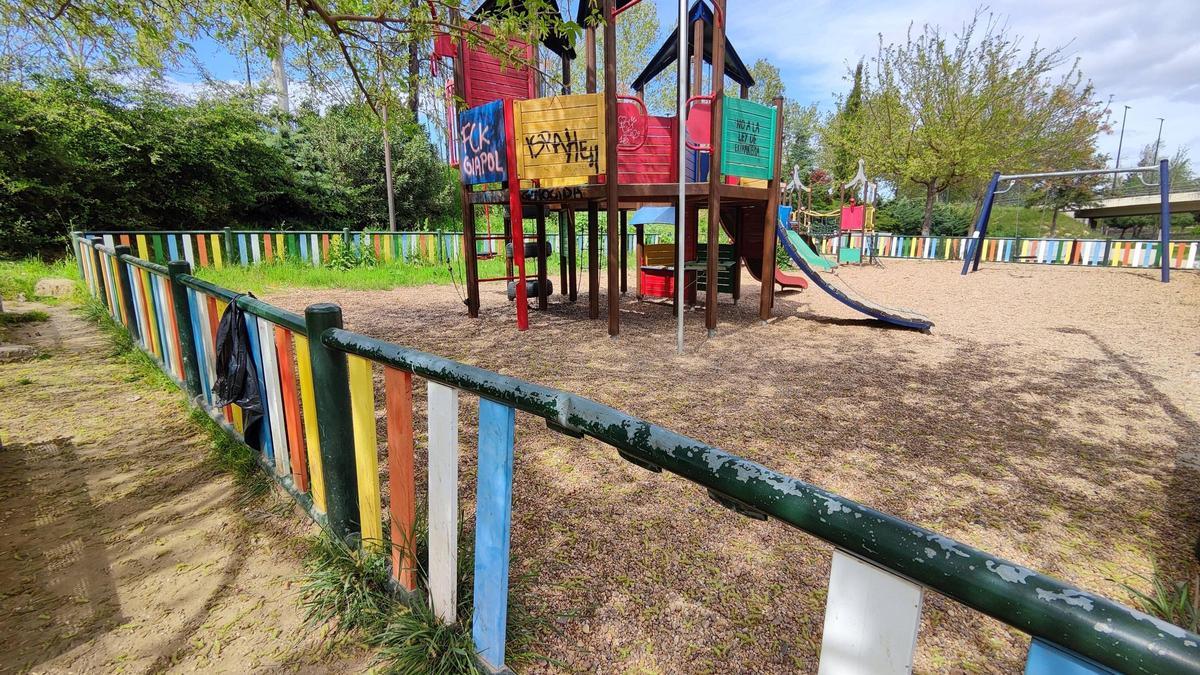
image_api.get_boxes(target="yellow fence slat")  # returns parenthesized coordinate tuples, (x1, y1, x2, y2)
(347, 354, 382, 548)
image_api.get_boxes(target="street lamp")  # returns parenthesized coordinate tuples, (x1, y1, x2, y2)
(1154, 117, 1165, 162)
(1113, 104, 1131, 190)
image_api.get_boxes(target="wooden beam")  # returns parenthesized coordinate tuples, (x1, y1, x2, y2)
(705, 0, 728, 334)
(452, 10, 480, 317)
(588, 201, 599, 318)
(635, 223, 644, 299)
(558, 210, 568, 296)
(603, 0, 620, 336)
(567, 207, 578, 301)
(691, 18, 703, 101)
(536, 206, 548, 309)
(619, 209, 628, 294)
(759, 97, 785, 322)
(586, 26, 597, 93)
(562, 55, 572, 95)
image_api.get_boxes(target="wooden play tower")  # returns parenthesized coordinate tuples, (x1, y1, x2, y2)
(437, 0, 786, 335)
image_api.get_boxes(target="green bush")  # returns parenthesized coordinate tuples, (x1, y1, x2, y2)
(0, 76, 456, 259)
(875, 198, 975, 236)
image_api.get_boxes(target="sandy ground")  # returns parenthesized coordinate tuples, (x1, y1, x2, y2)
(259, 259, 1200, 673)
(0, 304, 370, 674)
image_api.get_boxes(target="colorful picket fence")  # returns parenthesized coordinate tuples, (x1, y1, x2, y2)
(80, 229, 657, 270)
(72, 234, 1200, 675)
(816, 232, 1200, 270)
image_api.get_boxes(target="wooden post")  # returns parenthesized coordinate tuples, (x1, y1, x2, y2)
(503, 100, 529, 331)
(558, 210, 569, 296)
(426, 381, 459, 624)
(585, 25, 597, 94)
(503, 212, 514, 279)
(603, 0, 620, 336)
(705, 0, 728, 334)
(759, 97, 786, 322)
(691, 18, 703, 100)
(452, 11, 480, 317)
(588, 201, 599, 319)
(167, 260, 203, 399)
(562, 55, 572, 95)
(114, 245, 140, 342)
(536, 206, 549, 309)
(620, 209, 628, 294)
(635, 223, 644, 299)
(566, 208, 578, 301)
(304, 303, 359, 543)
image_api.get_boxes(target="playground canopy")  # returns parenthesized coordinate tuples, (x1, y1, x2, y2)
(630, 0, 755, 93)
(470, 0, 577, 58)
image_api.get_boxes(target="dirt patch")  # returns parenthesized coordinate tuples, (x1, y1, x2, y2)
(260, 260, 1200, 673)
(0, 303, 370, 674)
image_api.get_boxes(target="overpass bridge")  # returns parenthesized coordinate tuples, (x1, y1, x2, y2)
(1071, 184, 1200, 219)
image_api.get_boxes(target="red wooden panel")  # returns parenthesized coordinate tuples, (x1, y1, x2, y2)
(640, 269, 675, 298)
(607, 115, 678, 184)
(463, 23, 535, 107)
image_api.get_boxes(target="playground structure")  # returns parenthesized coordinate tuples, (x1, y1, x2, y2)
(72, 233, 1200, 674)
(441, 0, 795, 335)
(963, 162, 1173, 282)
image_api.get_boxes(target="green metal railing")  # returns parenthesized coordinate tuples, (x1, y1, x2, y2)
(71, 232, 1200, 674)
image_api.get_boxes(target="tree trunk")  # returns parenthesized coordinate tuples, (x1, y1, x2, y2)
(407, 12, 419, 115)
(1049, 209, 1059, 237)
(272, 35, 289, 114)
(382, 103, 398, 232)
(921, 183, 936, 236)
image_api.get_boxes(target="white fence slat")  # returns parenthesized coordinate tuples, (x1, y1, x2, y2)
(427, 382, 460, 624)
(818, 550, 924, 675)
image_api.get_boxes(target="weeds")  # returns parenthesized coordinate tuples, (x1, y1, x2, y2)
(0, 258, 81, 303)
(300, 531, 396, 635)
(187, 408, 273, 500)
(1120, 571, 1200, 633)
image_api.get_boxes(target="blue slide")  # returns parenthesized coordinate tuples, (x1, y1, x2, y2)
(777, 207, 933, 332)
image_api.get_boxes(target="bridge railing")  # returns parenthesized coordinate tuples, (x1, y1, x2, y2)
(72, 233, 1200, 674)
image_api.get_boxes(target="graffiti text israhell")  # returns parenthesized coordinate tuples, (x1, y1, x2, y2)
(524, 128, 600, 171)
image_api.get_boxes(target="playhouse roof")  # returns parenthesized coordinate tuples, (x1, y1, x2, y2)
(630, 0, 754, 93)
(471, 0, 576, 59)
(574, 0, 636, 26)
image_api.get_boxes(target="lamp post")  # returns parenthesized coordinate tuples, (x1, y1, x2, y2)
(1153, 117, 1165, 163)
(1112, 104, 1131, 190)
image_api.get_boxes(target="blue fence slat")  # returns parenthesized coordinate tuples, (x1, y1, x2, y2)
(472, 398, 517, 671)
(243, 314, 275, 463)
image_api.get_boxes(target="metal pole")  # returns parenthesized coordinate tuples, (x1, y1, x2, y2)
(675, 0, 687, 354)
(1153, 118, 1164, 163)
(1160, 158, 1170, 283)
(961, 172, 999, 276)
(1113, 104, 1130, 190)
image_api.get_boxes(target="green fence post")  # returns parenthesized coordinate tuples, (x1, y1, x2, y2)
(304, 303, 360, 543)
(167, 260, 203, 398)
(89, 237, 109, 310)
(342, 228, 352, 255)
(113, 245, 139, 341)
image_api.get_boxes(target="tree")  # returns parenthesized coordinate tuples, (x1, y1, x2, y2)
(823, 9, 1106, 235)
(747, 59, 819, 180)
(827, 60, 862, 183)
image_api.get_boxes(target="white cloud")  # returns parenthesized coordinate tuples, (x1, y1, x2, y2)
(720, 0, 1200, 165)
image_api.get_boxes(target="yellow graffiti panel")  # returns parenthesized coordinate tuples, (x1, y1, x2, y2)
(513, 94, 606, 181)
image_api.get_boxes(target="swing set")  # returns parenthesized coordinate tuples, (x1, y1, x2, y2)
(961, 160, 1173, 282)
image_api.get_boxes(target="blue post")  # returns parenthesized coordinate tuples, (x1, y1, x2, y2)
(472, 399, 516, 672)
(962, 172, 1000, 275)
(1160, 159, 1170, 283)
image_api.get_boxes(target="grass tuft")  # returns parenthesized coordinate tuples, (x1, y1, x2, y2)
(300, 531, 396, 636)
(0, 258, 82, 304)
(1120, 571, 1200, 633)
(187, 408, 273, 500)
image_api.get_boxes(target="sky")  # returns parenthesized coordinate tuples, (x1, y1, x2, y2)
(177, 0, 1200, 168)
